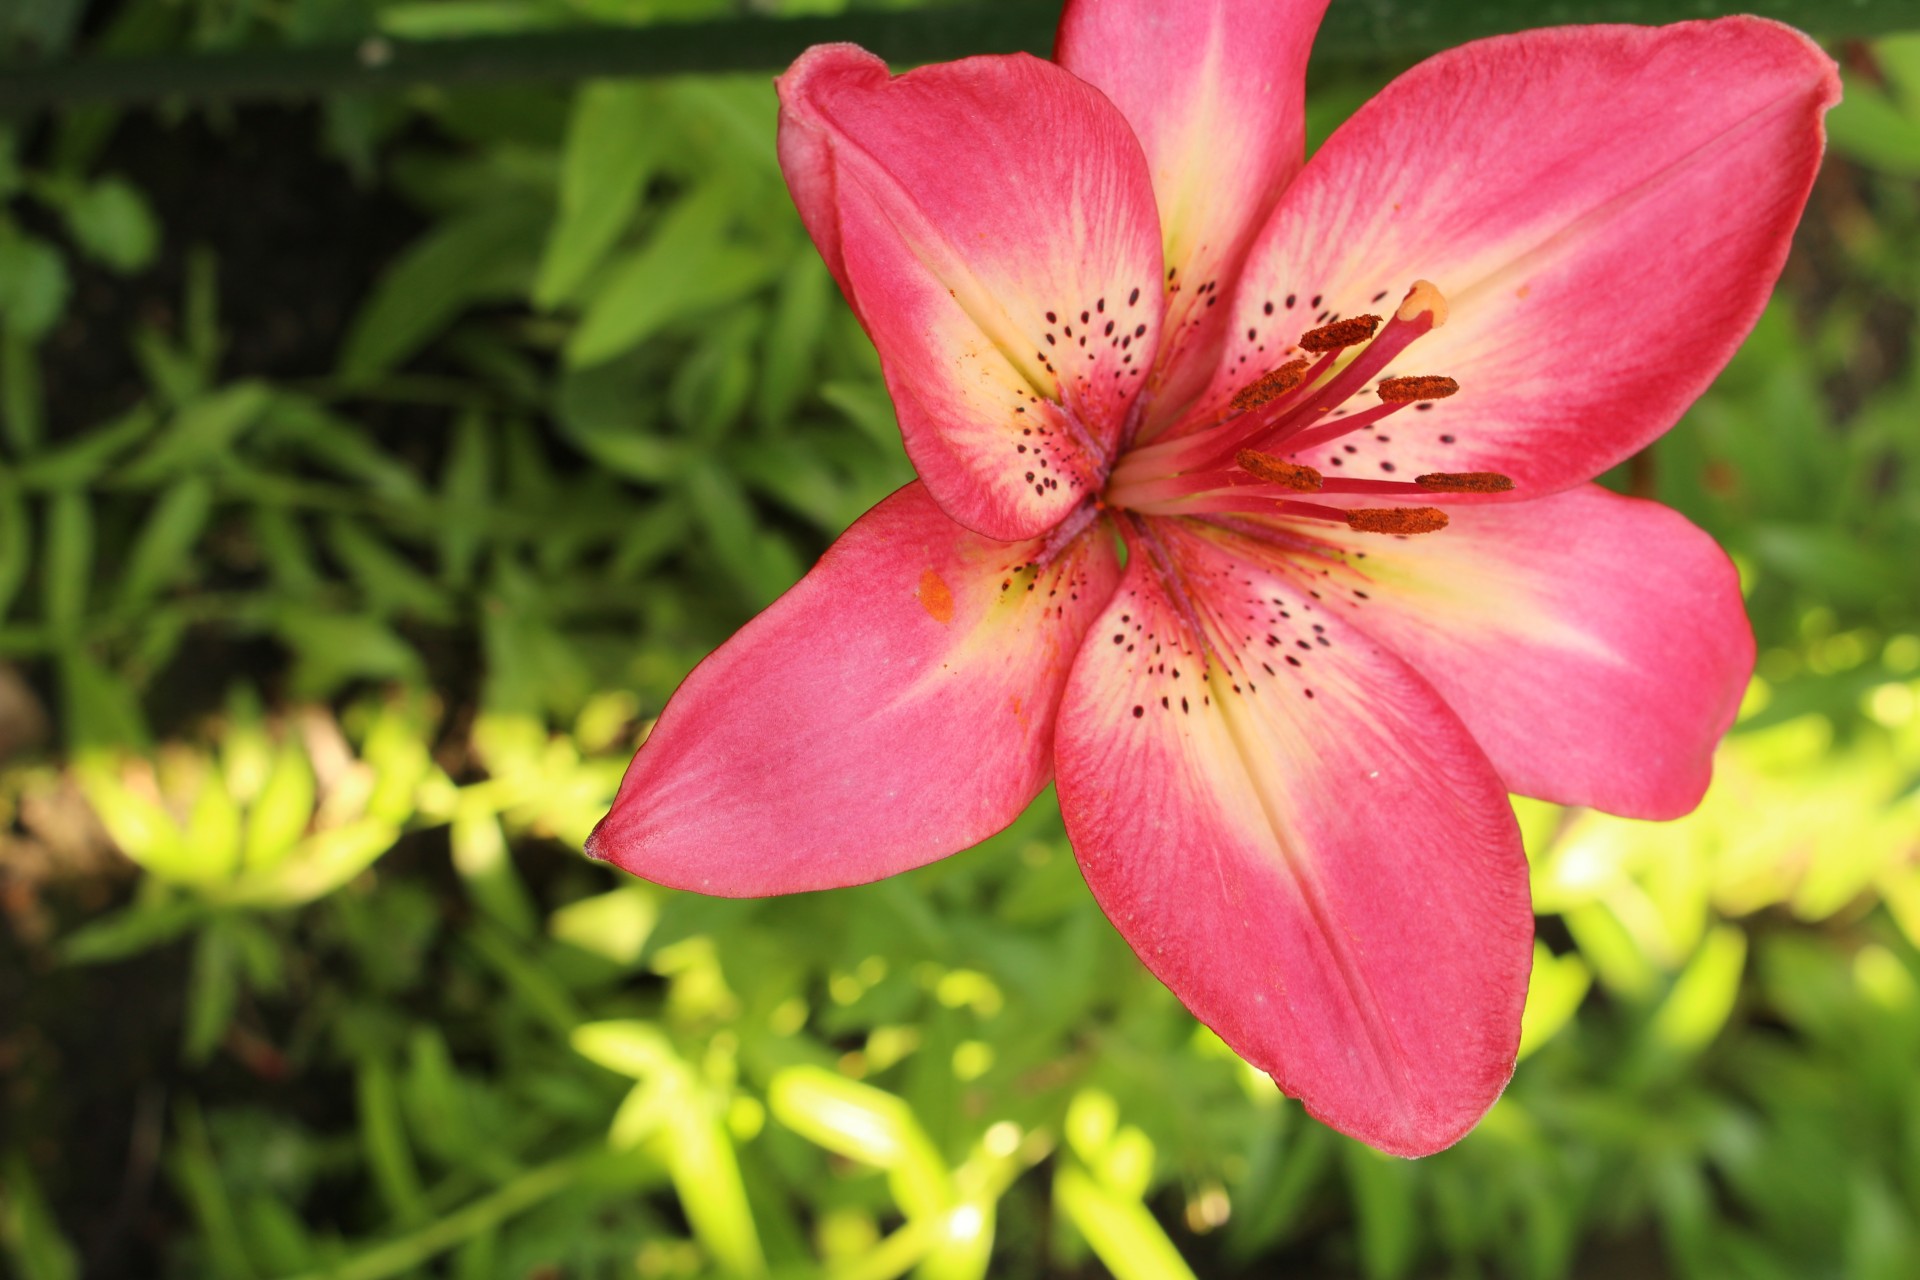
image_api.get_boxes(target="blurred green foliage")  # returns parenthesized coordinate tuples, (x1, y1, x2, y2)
(4, 3, 1920, 1278)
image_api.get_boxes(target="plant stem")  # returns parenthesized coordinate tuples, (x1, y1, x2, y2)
(273, 1153, 584, 1280)
(1, 0, 1913, 115)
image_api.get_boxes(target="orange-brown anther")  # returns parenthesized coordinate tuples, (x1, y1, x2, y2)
(1229, 359, 1310, 412)
(1415, 471, 1515, 493)
(1377, 375, 1460, 404)
(1298, 314, 1382, 352)
(1345, 507, 1450, 535)
(1235, 450, 1323, 491)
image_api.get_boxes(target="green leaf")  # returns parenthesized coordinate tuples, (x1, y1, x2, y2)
(438, 409, 492, 588)
(243, 740, 315, 872)
(1344, 1145, 1418, 1280)
(228, 817, 401, 907)
(41, 488, 91, 636)
(1650, 924, 1748, 1057)
(60, 175, 160, 273)
(116, 475, 213, 609)
(2, 330, 44, 452)
(535, 80, 657, 308)
(378, 1, 572, 39)
(565, 185, 776, 368)
(450, 804, 538, 938)
(1516, 941, 1592, 1060)
(0, 233, 69, 340)
(756, 253, 830, 429)
(273, 610, 422, 696)
(16, 403, 155, 489)
(120, 382, 272, 483)
(1, 1150, 81, 1280)
(769, 1066, 952, 1222)
(0, 478, 27, 624)
(339, 200, 542, 383)
(358, 1058, 429, 1225)
(325, 518, 455, 621)
(60, 898, 207, 964)
(1053, 1165, 1197, 1280)
(184, 918, 241, 1064)
(168, 1102, 255, 1280)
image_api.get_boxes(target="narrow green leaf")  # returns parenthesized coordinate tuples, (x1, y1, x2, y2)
(1053, 1165, 1197, 1280)
(1, 1150, 81, 1280)
(0, 233, 69, 340)
(438, 408, 491, 588)
(243, 739, 314, 871)
(15, 403, 155, 488)
(756, 252, 830, 429)
(169, 1101, 257, 1280)
(60, 175, 159, 273)
(450, 804, 538, 938)
(534, 79, 656, 308)
(325, 517, 455, 621)
(0, 478, 28, 624)
(339, 201, 542, 383)
(2, 330, 43, 452)
(565, 185, 776, 368)
(116, 475, 213, 609)
(664, 1087, 766, 1278)
(358, 1058, 429, 1225)
(1650, 924, 1748, 1056)
(1344, 1145, 1419, 1280)
(59, 899, 206, 964)
(184, 919, 240, 1064)
(768, 1066, 952, 1222)
(1516, 941, 1592, 1060)
(41, 488, 91, 636)
(228, 816, 400, 907)
(120, 382, 271, 483)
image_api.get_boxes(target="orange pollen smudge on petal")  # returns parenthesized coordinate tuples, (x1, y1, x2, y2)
(1229, 358, 1310, 411)
(1297, 314, 1382, 352)
(1415, 471, 1515, 493)
(1235, 450, 1323, 491)
(916, 569, 955, 624)
(1345, 507, 1450, 534)
(1377, 375, 1459, 404)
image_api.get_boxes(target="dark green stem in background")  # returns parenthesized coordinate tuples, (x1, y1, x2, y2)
(1, 0, 1916, 115)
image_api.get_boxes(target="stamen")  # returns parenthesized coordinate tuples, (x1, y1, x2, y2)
(1235, 450, 1322, 492)
(1229, 359, 1310, 412)
(1298, 314, 1381, 352)
(1345, 507, 1450, 535)
(1378, 375, 1459, 404)
(1415, 472, 1514, 493)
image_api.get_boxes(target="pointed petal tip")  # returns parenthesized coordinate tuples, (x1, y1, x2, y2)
(1285, 1058, 1518, 1158)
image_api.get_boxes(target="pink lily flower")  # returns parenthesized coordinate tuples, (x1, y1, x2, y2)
(589, 0, 1837, 1154)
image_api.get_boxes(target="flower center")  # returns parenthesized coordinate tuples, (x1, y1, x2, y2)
(1103, 281, 1507, 535)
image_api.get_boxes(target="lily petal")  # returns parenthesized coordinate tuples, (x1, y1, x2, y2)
(778, 45, 1166, 540)
(589, 484, 1120, 895)
(1054, 518, 1531, 1155)
(1195, 19, 1838, 491)
(1055, 0, 1329, 426)
(1316, 485, 1753, 819)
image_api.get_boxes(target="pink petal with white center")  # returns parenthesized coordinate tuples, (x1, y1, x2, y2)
(589, 483, 1120, 895)
(1189, 19, 1837, 491)
(1054, 518, 1531, 1155)
(1055, 0, 1329, 427)
(777, 45, 1165, 540)
(1319, 485, 1753, 819)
